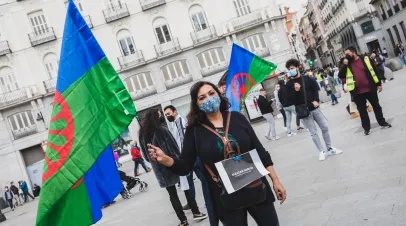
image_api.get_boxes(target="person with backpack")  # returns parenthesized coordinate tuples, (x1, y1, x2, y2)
(19, 180, 35, 203)
(131, 140, 152, 176)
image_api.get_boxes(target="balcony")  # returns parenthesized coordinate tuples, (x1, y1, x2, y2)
(118, 50, 145, 70)
(129, 87, 157, 101)
(0, 86, 39, 109)
(382, 13, 387, 20)
(12, 124, 38, 140)
(226, 8, 267, 33)
(154, 38, 181, 58)
(84, 15, 93, 28)
(103, 3, 130, 23)
(191, 26, 217, 45)
(201, 61, 229, 77)
(139, 0, 166, 11)
(28, 27, 56, 47)
(0, 41, 11, 56)
(165, 75, 193, 89)
(394, 4, 400, 13)
(43, 77, 57, 93)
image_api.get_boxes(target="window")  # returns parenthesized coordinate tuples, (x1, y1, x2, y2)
(271, 21, 276, 30)
(28, 11, 49, 35)
(361, 21, 375, 35)
(400, 21, 406, 40)
(124, 72, 153, 92)
(233, 0, 251, 17)
(189, 5, 208, 31)
(106, 0, 122, 9)
(197, 48, 226, 69)
(43, 53, 59, 79)
(8, 111, 35, 131)
(117, 29, 136, 56)
(241, 34, 267, 52)
(387, 29, 396, 48)
(393, 25, 402, 44)
(153, 18, 172, 44)
(0, 67, 18, 93)
(161, 60, 190, 81)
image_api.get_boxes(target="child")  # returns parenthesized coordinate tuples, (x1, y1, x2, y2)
(114, 151, 122, 168)
(131, 141, 151, 176)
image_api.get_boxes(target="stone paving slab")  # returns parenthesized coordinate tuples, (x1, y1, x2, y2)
(3, 68, 406, 226)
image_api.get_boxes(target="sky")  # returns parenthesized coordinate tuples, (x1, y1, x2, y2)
(275, 0, 308, 19)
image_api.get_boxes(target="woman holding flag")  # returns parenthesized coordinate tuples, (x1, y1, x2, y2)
(148, 81, 286, 226)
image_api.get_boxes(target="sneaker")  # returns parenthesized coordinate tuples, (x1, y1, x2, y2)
(332, 103, 335, 106)
(297, 127, 304, 131)
(287, 132, 296, 137)
(364, 130, 371, 136)
(381, 122, 392, 129)
(327, 147, 343, 156)
(182, 204, 191, 211)
(319, 151, 328, 161)
(367, 105, 373, 112)
(265, 135, 272, 140)
(193, 213, 208, 221)
(335, 100, 339, 104)
(271, 136, 280, 140)
(179, 220, 189, 226)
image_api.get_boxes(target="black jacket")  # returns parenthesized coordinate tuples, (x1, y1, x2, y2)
(338, 55, 382, 94)
(257, 95, 273, 114)
(278, 85, 294, 107)
(286, 75, 320, 111)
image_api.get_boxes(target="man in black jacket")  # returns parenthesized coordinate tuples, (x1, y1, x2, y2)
(257, 88, 279, 140)
(285, 59, 342, 161)
(340, 46, 392, 135)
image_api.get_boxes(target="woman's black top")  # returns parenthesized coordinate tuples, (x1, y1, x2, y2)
(169, 111, 275, 216)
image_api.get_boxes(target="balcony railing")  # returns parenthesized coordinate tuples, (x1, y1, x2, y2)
(118, 51, 145, 70)
(154, 38, 181, 58)
(12, 124, 38, 140)
(387, 9, 393, 17)
(0, 85, 39, 108)
(201, 61, 229, 77)
(103, 3, 130, 23)
(0, 41, 11, 56)
(382, 13, 387, 20)
(225, 8, 267, 33)
(84, 15, 93, 28)
(139, 0, 166, 11)
(252, 48, 270, 58)
(191, 26, 217, 45)
(28, 27, 57, 47)
(43, 77, 57, 93)
(129, 87, 157, 101)
(165, 75, 193, 89)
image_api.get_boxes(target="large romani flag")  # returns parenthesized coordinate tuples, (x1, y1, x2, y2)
(226, 44, 277, 111)
(36, 1, 136, 225)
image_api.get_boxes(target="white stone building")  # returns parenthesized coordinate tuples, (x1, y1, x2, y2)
(0, 0, 293, 193)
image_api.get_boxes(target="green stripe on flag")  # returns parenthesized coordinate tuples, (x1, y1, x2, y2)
(36, 57, 135, 225)
(248, 55, 277, 83)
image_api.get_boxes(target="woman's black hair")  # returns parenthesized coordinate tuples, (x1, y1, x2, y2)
(187, 81, 230, 127)
(139, 108, 161, 141)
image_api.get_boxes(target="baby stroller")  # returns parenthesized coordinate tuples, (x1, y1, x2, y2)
(118, 170, 148, 199)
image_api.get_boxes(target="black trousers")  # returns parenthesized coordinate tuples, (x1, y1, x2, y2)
(280, 109, 287, 127)
(219, 202, 279, 226)
(23, 192, 35, 202)
(166, 185, 200, 222)
(353, 91, 386, 131)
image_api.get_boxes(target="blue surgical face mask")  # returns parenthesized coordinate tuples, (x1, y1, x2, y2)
(199, 96, 221, 114)
(288, 69, 298, 77)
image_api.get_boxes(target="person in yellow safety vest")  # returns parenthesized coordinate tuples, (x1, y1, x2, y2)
(339, 46, 392, 136)
(315, 71, 324, 87)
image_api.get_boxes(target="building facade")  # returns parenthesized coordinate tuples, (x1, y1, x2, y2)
(0, 0, 293, 192)
(370, 0, 406, 57)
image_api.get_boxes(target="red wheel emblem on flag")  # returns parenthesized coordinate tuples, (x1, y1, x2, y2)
(42, 91, 74, 182)
(231, 73, 256, 101)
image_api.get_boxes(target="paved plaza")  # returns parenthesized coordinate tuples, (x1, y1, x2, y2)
(2, 68, 406, 226)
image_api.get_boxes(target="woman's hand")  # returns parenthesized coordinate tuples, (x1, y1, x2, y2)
(273, 181, 287, 204)
(148, 144, 174, 167)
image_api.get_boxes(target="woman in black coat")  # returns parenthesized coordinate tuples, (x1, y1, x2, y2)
(139, 109, 207, 226)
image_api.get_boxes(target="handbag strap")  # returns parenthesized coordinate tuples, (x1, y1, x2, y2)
(301, 75, 307, 106)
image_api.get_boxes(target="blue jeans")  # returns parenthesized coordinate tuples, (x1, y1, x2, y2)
(331, 93, 337, 102)
(400, 54, 406, 65)
(283, 105, 296, 134)
(133, 158, 149, 175)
